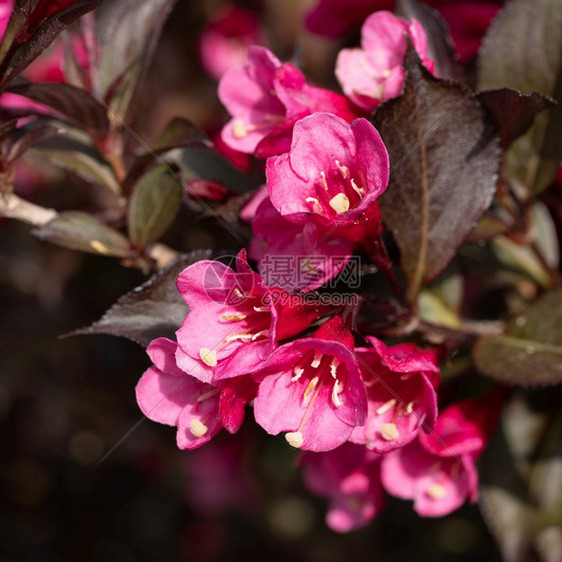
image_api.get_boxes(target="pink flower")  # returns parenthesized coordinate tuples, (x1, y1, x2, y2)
(305, 0, 503, 63)
(175, 250, 320, 383)
(136, 338, 258, 449)
(249, 196, 354, 291)
(350, 337, 440, 453)
(380, 393, 502, 517)
(136, 338, 223, 449)
(253, 317, 367, 452)
(266, 112, 389, 241)
(0, 0, 14, 40)
(335, 11, 435, 111)
(198, 5, 266, 80)
(301, 443, 384, 532)
(218, 46, 359, 157)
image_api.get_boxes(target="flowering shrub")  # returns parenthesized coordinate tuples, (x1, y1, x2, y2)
(1, 0, 562, 559)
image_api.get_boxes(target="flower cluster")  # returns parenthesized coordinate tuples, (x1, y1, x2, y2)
(136, 7, 503, 532)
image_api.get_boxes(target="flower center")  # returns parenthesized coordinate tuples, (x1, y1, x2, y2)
(305, 159, 366, 217)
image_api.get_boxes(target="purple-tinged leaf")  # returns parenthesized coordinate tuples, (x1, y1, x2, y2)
(6, 80, 109, 137)
(395, 0, 464, 83)
(96, 0, 177, 121)
(71, 250, 221, 346)
(123, 118, 209, 193)
(0, 0, 101, 88)
(473, 286, 562, 387)
(479, 89, 556, 149)
(128, 166, 182, 248)
(33, 211, 132, 257)
(478, 0, 562, 197)
(479, 393, 562, 562)
(372, 47, 501, 303)
(7, 122, 64, 163)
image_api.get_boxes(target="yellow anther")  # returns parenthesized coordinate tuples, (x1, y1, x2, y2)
(380, 422, 400, 441)
(285, 431, 304, 448)
(427, 482, 447, 499)
(304, 376, 319, 402)
(311, 351, 322, 368)
(189, 419, 209, 437)
(232, 119, 247, 139)
(220, 312, 247, 321)
(332, 380, 343, 407)
(305, 196, 323, 213)
(199, 348, 217, 367)
(376, 399, 397, 416)
(329, 193, 350, 214)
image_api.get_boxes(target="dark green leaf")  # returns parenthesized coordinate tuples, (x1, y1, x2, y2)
(478, 0, 562, 196)
(170, 145, 256, 195)
(33, 211, 132, 257)
(479, 393, 562, 562)
(372, 48, 501, 303)
(474, 286, 562, 386)
(128, 165, 182, 247)
(6, 80, 109, 137)
(71, 250, 219, 346)
(395, 0, 464, 83)
(479, 89, 555, 149)
(96, 0, 177, 120)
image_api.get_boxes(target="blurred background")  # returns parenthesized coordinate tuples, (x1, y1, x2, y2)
(0, 1, 503, 560)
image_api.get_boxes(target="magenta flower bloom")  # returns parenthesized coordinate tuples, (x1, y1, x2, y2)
(175, 250, 321, 383)
(253, 317, 367, 452)
(266, 112, 389, 241)
(380, 394, 502, 517)
(218, 45, 359, 157)
(305, 0, 503, 63)
(198, 5, 266, 80)
(301, 443, 384, 532)
(136, 338, 258, 449)
(350, 337, 440, 453)
(249, 196, 354, 291)
(336, 11, 435, 111)
(136, 338, 223, 449)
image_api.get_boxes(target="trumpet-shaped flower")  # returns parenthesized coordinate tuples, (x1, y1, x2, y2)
(218, 46, 358, 157)
(249, 196, 354, 291)
(335, 11, 434, 111)
(175, 250, 321, 383)
(350, 337, 439, 453)
(253, 317, 367, 451)
(301, 443, 384, 532)
(381, 393, 502, 516)
(266, 112, 389, 241)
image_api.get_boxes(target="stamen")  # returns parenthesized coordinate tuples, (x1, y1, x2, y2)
(197, 388, 221, 402)
(253, 305, 269, 312)
(329, 193, 350, 214)
(233, 288, 244, 299)
(330, 357, 340, 379)
(405, 401, 415, 414)
(332, 380, 343, 407)
(220, 312, 247, 321)
(199, 348, 217, 367)
(351, 178, 365, 197)
(364, 377, 377, 387)
(335, 159, 350, 179)
(311, 351, 323, 368)
(376, 399, 397, 416)
(285, 431, 303, 448)
(372, 83, 385, 99)
(304, 377, 319, 403)
(225, 333, 254, 342)
(189, 419, 208, 437)
(381, 69, 392, 79)
(380, 422, 400, 441)
(292, 366, 304, 382)
(320, 171, 329, 190)
(305, 196, 323, 213)
(426, 482, 447, 500)
(251, 329, 269, 341)
(232, 119, 247, 139)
